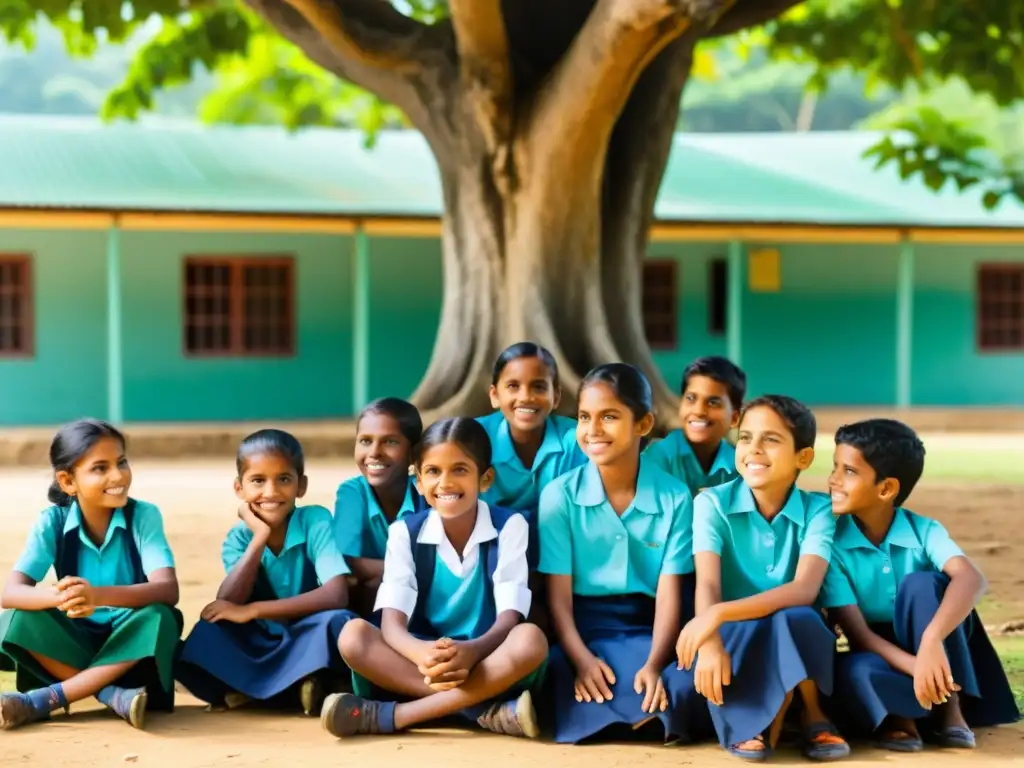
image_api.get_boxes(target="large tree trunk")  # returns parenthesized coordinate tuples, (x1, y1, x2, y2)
(255, 0, 802, 424)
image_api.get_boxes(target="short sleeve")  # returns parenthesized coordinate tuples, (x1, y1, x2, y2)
(692, 492, 725, 556)
(303, 506, 351, 582)
(373, 521, 418, 618)
(491, 513, 532, 618)
(13, 508, 60, 583)
(799, 497, 836, 563)
(661, 492, 695, 575)
(922, 519, 965, 572)
(131, 503, 176, 575)
(334, 479, 369, 558)
(537, 483, 573, 575)
(221, 524, 251, 574)
(818, 559, 858, 609)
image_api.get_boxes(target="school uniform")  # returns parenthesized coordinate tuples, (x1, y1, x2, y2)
(677, 478, 838, 749)
(334, 475, 427, 562)
(0, 499, 183, 710)
(644, 430, 738, 496)
(363, 501, 541, 720)
(537, 458, 707, 744)
(477, 412, 586, 567)
(822, 509, 1021, 735)
(175, 504, 356, 706)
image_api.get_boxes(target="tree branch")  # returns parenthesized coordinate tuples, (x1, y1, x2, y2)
(243, 0, 459, 163)
(526, 0, 733, 174)
(706, 0, 803, 37)
(449, 0, 514, 195)
(280, 0, 439, 71)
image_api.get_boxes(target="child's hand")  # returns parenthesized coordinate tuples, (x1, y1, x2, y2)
(633, 662, 668, 714)
(418, 638, 481, 689)
(693, 635, 731, 707)
(675, 609, 722, 671)
(201, 599, 258, 624)
(237, 503, 271, 540)
(573, 653, 616, 704)
(56, 576, 96, 619)
(914, 635, 960, 709)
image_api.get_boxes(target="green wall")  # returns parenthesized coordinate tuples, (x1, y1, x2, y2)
(643, 241, 1023, 407)
(0, 228, 108, 425)
(1, 226, 1021, 428)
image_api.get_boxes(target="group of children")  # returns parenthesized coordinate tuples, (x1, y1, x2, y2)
(0, 342, 1019, 761)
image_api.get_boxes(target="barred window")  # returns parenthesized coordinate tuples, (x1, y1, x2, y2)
(643, 260, 678, 349)
(977, 264, 1024, 351)
(0, 255, 32, 357)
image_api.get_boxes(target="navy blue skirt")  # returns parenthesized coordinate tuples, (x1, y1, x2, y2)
(832, 571, 1021, 733)
(175, 609, 355, 704)
(545, 593, 708, 744)
(699, 606, 836, 748)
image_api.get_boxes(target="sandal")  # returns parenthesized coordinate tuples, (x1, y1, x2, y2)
(875, 725, 924, 753)
(728, 733, 773, 761)
(802, 722, 851, 761)
(935, 724, 976, 749)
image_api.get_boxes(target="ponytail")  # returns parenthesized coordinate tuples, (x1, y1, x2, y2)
(48, 480, 72, 507)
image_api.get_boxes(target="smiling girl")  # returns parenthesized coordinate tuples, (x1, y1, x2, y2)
(324, 417, 547, 740)
(672, 395, 848, 761)
(0, 419, 182, 731)
(175, 429, 355, 716)
(335, 398, 426, 615)
(538, 363, 707, 745)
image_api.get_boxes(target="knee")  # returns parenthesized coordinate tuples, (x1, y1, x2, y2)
(776, 606, 823, 625)
(136, 603, 179, 627)
(337, 618, 375, 664)
(507, 622, 549, 667)
(899, 570, 948, 599)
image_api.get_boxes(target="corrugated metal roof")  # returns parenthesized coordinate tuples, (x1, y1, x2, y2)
(0, 114, 1021, 228)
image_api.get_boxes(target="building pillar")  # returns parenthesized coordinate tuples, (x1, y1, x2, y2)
(727, 239, 744, 365)
(106, 220, 124, 424)
(352, 224, 371, 415)
(896, 238, 915, 408)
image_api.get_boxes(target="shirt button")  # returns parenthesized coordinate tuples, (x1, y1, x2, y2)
(882, 566, 891, 574)
(766, 565, 774, 573)
(763, 534, 774, 546)
(615, 534, 624, 541)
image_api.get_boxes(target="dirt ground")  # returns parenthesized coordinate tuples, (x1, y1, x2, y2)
(0, 459, 1021, 766)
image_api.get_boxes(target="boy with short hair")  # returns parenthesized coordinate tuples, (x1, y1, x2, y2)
(822, 418, 1020, 752)
(644, 356, 746, 496)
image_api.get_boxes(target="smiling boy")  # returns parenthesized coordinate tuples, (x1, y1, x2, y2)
(822, 419, 1020, 751)
(644, 356, 746, 497)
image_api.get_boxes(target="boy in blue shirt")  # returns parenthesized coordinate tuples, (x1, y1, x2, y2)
(822, 419, 1020, 752)
(644, 356, 746, 496)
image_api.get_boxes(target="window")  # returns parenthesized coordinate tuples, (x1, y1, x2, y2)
(183, 257, 295, 357)
(977, 264, 1024, 351)
(0, 255, 32, 357)
(643, 260, 677, 349)
(708, 257, 728, 336)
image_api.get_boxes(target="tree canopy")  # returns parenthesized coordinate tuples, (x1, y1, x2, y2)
(2, 0, 1021, 205)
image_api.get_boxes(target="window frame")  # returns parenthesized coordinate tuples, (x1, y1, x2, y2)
(0, 253, 34, 359)
(642, 258, 678, 350)
(975, 262, 1024, 354)
(181, 255, 296, 359)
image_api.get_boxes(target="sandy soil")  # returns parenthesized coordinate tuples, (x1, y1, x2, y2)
(0, 460, 1021, 766)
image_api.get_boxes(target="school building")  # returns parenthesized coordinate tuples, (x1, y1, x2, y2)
(0, 114, 1022, 427)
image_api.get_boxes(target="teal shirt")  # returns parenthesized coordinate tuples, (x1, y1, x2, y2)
(693, 479, 835, 602)
(334, 475, 422, 560)
(537, 457, 694, 598)
(222, 504, 350, 599)
(14, 500, 176, 626)
(476, 412, 586, 512)
(644, 430, 738, 496)
(425, 556, 489, 640)
(820, 508, 965, 624)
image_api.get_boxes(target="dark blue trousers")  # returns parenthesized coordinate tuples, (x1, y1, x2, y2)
(833, 571, 1021, 733)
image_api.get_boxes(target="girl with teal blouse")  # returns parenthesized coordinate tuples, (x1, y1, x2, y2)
(0, 419, 182, 731)
(672, 395, 849, 761)
(334, 398, 427, 616)
(538, 363, 707, 744)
